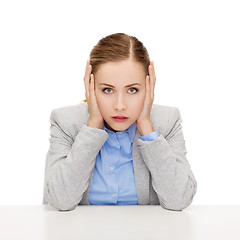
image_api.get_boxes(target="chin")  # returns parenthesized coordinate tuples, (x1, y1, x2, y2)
(105, 121, 127, 132)
(112, 124, 130, 131)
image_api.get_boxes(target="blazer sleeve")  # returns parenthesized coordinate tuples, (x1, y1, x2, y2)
(137, 107, 197, 211)
(43, 109, 109, 211)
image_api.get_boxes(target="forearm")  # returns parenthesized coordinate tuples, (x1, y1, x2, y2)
(138, 135, 197, 211)
(44, 124, 108, 211)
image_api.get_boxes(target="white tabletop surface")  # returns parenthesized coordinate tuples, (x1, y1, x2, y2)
(0, 204, 240, 240)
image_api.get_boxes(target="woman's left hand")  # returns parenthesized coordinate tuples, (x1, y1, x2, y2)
(136, 61, 156, 136)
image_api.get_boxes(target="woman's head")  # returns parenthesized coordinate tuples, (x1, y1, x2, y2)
(86, 33, 151, 132)
(89, 33, 150, 76)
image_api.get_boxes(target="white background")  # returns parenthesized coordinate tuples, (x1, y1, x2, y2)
(0, 0, 239, 205)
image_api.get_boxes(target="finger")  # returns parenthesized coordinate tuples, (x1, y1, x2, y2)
(84, 62, 91, 100)
(89, 74, 94, 100)
(152, 62, 156, 94)
(148, 64, 154, 98)
(146, 75, 150, 100)
(84, 60, 88, 90)
(151, 61, 156, 82)
(150, 61, 156, 98)
(84, 75, 88, 100)
(84, 60, 91, 89)
(92, 74, 95, 92)
(85, 71, 91, 101)
(84, 60, 91, 78)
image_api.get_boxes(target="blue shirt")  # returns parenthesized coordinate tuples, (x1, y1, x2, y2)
(88, 121, 160, 205)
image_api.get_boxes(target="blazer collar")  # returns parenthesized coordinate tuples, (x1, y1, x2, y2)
(132, 129, 150, 204)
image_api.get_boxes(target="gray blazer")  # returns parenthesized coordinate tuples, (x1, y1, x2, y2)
(43, 102, 197, 211)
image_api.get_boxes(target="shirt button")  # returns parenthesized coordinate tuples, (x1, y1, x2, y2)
(112, 194, 115, 198)
(113, 141, 117, 146)
(109, 167, 114, 171)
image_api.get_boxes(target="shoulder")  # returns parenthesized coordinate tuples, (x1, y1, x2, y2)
(150, 103, 182, 137)
(151, 104, 181, 121)
(49, 102, 89, 139)
(50, 102, 88, 122)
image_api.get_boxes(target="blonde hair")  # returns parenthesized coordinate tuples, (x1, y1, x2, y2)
(81, 32, 150, 103)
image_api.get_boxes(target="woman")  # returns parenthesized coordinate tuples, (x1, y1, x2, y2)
(43, 33, 197, 211)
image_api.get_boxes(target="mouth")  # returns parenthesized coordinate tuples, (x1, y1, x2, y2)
(112, 116, 128, 119)
(112, 116, 129, 122)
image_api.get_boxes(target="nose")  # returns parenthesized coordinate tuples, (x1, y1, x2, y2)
(113, 93, 127, 111)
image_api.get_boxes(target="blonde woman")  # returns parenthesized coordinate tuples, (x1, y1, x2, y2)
(43, 33, 197, 211)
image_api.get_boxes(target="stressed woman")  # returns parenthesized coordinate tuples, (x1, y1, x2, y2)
(43, 33, 197, 211)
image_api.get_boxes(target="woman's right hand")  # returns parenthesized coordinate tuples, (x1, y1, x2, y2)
(84, 60, 104, 129)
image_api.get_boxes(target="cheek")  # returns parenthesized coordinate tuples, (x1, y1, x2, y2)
(129, 94, 145, 112)
(95, 90, 104, 103)
(135, 91, 145, 103)
(95, 92, 110, 110)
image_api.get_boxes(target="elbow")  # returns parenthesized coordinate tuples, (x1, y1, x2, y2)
(161, 199, 193, 211)
(44, 183, 79, 211)
(57, 204, 78, 212)
(160, 184, 197, 211)
(45, 194, 78, 211)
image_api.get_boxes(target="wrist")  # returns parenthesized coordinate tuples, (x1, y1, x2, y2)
(87, 120, 103, 129)
(137, 121, 154, 136)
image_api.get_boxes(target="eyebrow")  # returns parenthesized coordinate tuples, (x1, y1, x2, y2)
(99, 83, 141, 88)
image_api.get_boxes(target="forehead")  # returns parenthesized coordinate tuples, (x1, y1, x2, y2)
(95, 60, 146, 84)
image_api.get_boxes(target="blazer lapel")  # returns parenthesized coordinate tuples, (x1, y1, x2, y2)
(132, 129, 150, 205)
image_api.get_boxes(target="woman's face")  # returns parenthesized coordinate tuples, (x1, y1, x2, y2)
(94, 59, 146, 132)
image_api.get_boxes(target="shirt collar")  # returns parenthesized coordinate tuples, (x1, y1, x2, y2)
(102, 121, 136, 144)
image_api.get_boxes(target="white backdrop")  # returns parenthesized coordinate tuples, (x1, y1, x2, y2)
(0, 0, 239, 205)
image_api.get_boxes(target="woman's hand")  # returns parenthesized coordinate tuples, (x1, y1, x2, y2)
(136, 61, 156, 136)
(84, 60, 104, 129)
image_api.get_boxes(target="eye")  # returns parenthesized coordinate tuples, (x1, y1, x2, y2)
(102, 88, 139, 94)
(103, 88, 113, 94)
(128, 88, 138, 93)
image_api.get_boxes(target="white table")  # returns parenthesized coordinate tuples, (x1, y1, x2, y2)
(0, 205, 240, 240)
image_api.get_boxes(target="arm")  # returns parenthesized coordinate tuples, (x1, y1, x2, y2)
(44, 109, 108, 211)
(137, 107, 197, 211)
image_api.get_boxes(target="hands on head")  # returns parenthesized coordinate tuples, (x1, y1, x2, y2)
(83, 59, 156, 131)
(83, 60, 104, 129)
